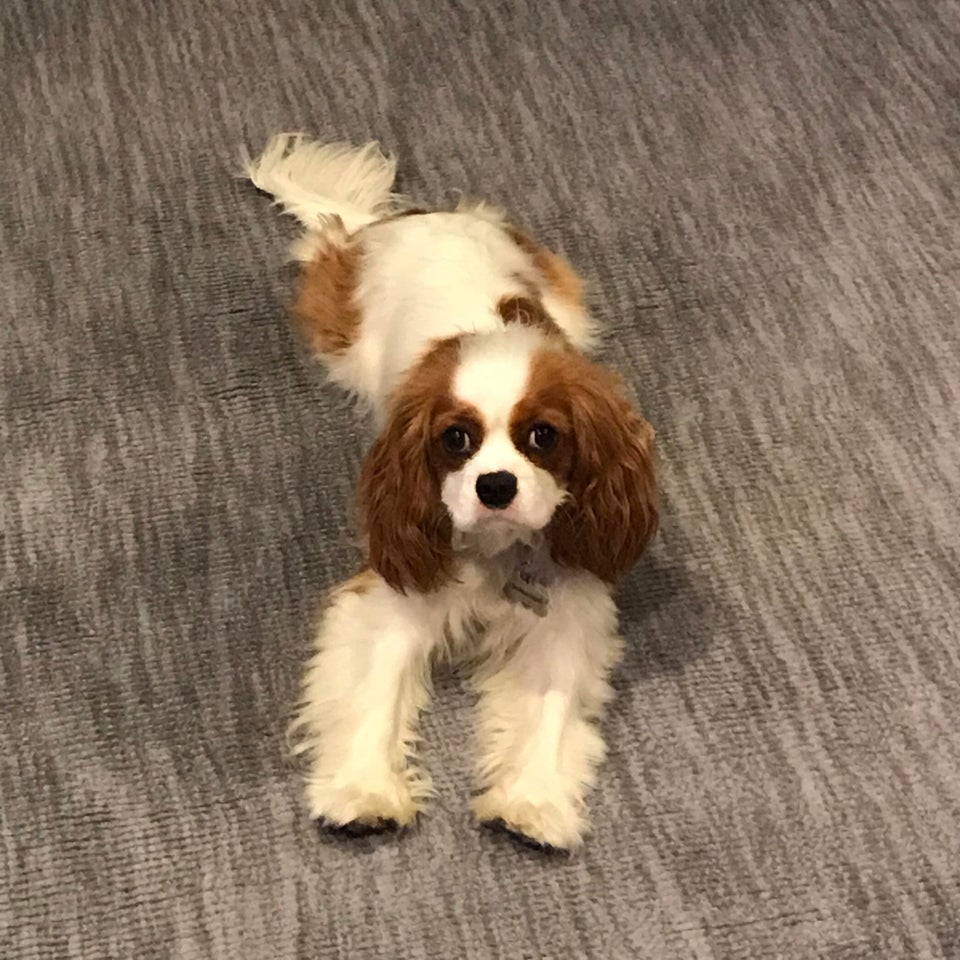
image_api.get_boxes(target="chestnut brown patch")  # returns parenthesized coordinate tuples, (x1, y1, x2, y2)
(509, 391, 575, 482)
(497, 294, 564, 338)
(331, 568, 380, 599)
(431, 404, 485, 473)
(507, 227, 585, 311)
(519, 349, 658, 583)
(357, 337, 483, 593)
(291, 239, 363, 357)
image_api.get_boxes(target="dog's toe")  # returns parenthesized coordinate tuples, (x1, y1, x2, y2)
(472, 789, 585, 851)
(481, 818, 569, 855)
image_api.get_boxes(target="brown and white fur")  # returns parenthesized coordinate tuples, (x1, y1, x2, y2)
(247, 134, 658, 850)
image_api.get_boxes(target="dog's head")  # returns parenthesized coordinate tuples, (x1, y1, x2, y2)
(357, 309, 658, 593)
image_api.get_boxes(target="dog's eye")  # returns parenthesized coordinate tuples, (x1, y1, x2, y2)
(441, 426, 472, 455)
(528, 422, 559, 452)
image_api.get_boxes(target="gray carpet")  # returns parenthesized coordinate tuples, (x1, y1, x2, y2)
(4, 0, 960, 957)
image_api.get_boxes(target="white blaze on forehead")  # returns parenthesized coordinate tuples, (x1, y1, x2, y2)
(452, 326, 543, 427)
(442, 325, 566, 540)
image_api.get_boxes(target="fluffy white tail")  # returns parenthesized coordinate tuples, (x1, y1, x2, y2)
(244, 133, 399, 237)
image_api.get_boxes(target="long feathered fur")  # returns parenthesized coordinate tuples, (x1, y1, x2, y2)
(244, 133, 400, 238)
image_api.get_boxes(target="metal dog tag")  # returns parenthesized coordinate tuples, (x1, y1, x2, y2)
(503, 542, 557, 617)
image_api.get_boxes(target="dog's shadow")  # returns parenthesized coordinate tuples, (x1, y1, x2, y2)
(613, 543, 721, 686)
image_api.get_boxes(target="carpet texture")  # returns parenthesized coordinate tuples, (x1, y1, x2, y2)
(4, 0, 960, 957)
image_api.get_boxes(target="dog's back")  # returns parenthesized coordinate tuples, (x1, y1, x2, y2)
(246, 135, 595, 419)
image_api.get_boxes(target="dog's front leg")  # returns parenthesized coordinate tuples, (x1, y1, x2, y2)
(291, 572, 441, 833)
(472, 575, 622, 850)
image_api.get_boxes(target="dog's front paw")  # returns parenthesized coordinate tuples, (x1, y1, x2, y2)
(472, 785, 587, 851)
(306, 769, 425, 833)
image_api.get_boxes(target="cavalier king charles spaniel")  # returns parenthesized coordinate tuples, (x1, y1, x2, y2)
(246, 135, 658, 850)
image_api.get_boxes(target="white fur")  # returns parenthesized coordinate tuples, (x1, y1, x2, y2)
(453, 324, 543, 418)
(244, 133, 399, 235)
(472, 574, 622, 849)
(293, 561, 621, 848)
(249, 136, 617, 848)
(289, 577, 439, 827)
(335, 212, 539, 417)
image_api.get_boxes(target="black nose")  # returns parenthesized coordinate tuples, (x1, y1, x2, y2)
(476, 471, 518, 509)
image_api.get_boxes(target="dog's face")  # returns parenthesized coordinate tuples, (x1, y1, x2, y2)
(358, 323, 658, 593)
(436, 328, 571, 538)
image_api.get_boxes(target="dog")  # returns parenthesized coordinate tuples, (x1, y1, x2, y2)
(246, 134, 658, 850)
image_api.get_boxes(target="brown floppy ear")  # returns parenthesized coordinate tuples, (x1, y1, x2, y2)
(356, 394, 453, 595)
(547, 364, 658, 582)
